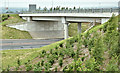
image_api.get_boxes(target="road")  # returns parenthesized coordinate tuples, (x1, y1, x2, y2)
(0, 39, 63, 50)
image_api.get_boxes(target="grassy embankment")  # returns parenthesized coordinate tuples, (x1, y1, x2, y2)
(0, 14, 32, 39)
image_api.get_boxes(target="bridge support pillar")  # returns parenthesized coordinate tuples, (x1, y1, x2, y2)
(27, 17, 32, 22)
(64, 23, 68, 39)
(78, 22, 82, 33)
(62, 17, 69, 39)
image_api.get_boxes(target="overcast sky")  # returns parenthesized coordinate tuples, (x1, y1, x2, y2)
(1, 0, 120, 8)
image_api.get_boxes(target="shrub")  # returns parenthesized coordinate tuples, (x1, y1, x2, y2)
(88, 37, 94, 52)
(41, 60, 44, 66)
(17, 59, 21, 66)
(74, 50, 80, 60)
(63, 66, 68, 72)
(7, 14, 10, 17)
(44, 62, 51, 71)
(59, 57, 63, 67)
(42, 50, 46, 54)
(91, 32, 104, 65)
(54, 51, 58, 56)
(106, 55, 119, 71)
(59, 43, 63, 48)
(2, 14, 9, 21)
(33, 66, 42, 71)
(55, 55, 58, 60)
(7, 65, 10, 71)
(55, 46, 58, 50)
(48, 59, 54, 65)
(55, 66, 57, 72)
(26, 64, 32, 71)
(50, 49, 53, 54)
(46, 54, 50, 58)
(33, 62, 42, 71)
(59, 50, 64, 57)
(81, 57, 85, 61)
(82, 32, 89, 48)
(71, 51, 75, 58)
(85, 58, 98, 71)
(15, 66, 19, 71)
(65, 40, 71, 48)
(103, 23, 108, 32)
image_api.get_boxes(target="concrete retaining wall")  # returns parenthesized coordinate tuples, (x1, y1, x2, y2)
(27, 21, 64, 39)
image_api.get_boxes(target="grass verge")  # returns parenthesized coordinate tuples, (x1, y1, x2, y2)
(0, 14, 32, 39)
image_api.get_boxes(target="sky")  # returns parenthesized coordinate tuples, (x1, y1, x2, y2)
(1, 0, 120, 8)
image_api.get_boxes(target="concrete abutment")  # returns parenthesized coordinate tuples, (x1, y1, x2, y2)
(27, 21, 64, 39)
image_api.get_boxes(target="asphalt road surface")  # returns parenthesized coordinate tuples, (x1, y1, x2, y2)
(1, 39, 63, 50)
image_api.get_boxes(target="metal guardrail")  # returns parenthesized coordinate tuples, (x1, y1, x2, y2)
(21, 8, 119, 14)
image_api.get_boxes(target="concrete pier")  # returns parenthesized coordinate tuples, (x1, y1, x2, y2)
(64, 23, 68, 39)
(78, 23, 82, 33)
(27, 17, 32, 22)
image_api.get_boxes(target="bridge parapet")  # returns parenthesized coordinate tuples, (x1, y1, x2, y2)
(21, 8, 119, 14)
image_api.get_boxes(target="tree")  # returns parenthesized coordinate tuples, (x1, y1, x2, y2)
(69, 8, 72, 10)
(61, 7, 65, 10)
(56, 6, 60, 10)
(50, 7, 53, 11)
(66, 7, 68, 10)
(43, 7, 47, 11)
(39, 7, 41, 10)
(73, 6, 76, 10)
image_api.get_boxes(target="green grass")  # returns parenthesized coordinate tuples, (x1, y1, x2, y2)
(2, 26, 32, 39)
(0, 14, 32, 39)
(68, 23, 90, 37)
(0, 14, 25, 26)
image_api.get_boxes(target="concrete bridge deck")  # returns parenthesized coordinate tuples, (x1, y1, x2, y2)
(19, 13, 117, 17)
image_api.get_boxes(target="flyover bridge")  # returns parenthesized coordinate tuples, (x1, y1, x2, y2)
(19, 8, 119, 39)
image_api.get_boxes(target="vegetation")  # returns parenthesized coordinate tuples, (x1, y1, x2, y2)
(2, 14, 120, 72)
(0, 14, 32, 39)
(68, 23, 91, 37)
(1, 14, 10, 21)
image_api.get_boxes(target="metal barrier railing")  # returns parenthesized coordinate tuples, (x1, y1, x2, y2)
(21, 8, 119, 14)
